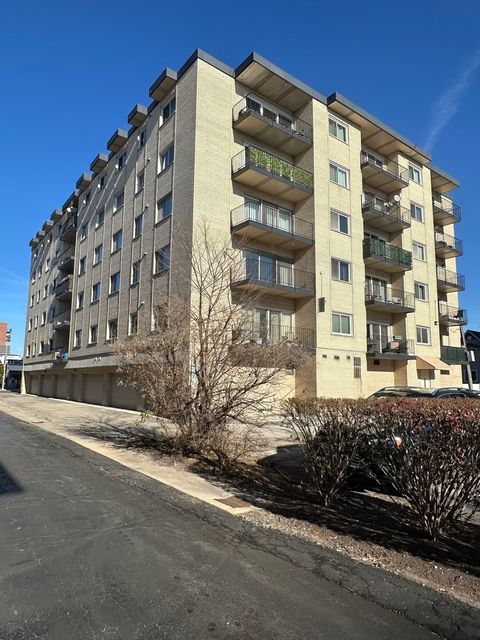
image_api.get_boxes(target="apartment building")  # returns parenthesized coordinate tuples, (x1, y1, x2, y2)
(23, 50, 468, 408)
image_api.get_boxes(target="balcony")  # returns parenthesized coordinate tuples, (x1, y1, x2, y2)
(362, 194, 411, 232)
(441, 345, 468, 365)
(233, 95, 312, 156)
(363, 238, 412, 273)
(437, 267, 465, 292)
(367, 337, 415, 360)
(60, 220, 76, 242)
(438, 303, 468, 327)
(231, 203, 313, 250)
(236, 323, 315, 350)
(55, 276, 73, 301)
(365, 285, 415, 314)
(432, 195, 461, 226)
(435, 231, 463, 259)
(56, 248, 75, 273)
(360, 150, 409, 192)
(232, 258, 315, 299)
(232, 146, 314, 203)
(52, 310, 71, 331)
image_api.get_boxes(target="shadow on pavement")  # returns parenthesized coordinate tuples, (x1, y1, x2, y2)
(0, 460, 22, 496)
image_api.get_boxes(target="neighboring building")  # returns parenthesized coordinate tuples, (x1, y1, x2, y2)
(0, 322, 8, 355)
(463, 330, 480, 391)
(23, 50, 467, 408)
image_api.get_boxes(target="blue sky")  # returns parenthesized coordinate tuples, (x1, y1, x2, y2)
(1, 0, 479, 355)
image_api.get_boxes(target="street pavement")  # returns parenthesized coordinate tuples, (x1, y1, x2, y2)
(0, 411, 438, 639)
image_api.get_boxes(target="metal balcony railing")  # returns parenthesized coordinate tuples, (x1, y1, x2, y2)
(438, 302, 468, 325)
(367, 337, 415, 357)
(435, 231, 463, 255)
(437, 267, 465, 290)
(232, 146, 314, 192)
(55, 276, 73, 298)
(52, 310, 71, 327)
(233, 258, 315, 292)
(56, 247, 75, 269)
(363, 238, 412, 268)
(360, 150, 409, 182)
(233, 94, 313, 142)
(432, 195, 461, 223)
(235, 323, 315, 350)
(365, 284, 415, 309)
(362, 193, 411, 225)
(231, 203, 313, 241)
(441, 345, 468, 365)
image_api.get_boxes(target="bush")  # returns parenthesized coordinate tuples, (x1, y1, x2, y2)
(369, 398, 480, 540)
(283, 398, 374, 506)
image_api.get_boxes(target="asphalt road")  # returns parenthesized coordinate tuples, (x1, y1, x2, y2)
(0, 412, 437, 640)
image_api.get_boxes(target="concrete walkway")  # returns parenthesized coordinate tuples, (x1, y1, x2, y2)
(0, 391, 276, 515)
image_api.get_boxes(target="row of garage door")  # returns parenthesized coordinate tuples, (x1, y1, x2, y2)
(26, 372, 141, 411)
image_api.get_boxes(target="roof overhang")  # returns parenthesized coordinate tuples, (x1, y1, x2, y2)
(427, 163, 460, 193)
(327, 93, 431, 165)
(235, 52, 326, 113)
(107, 129, 128, 153)
(51, 209, 63, 222)
(128, 104, 148, 127)
(416, 355, 451, 371)
(90, 153, 109, 174)
(42, 220, 54, 232)
(76, 173, 92, 192)
(149, 68, 177, 101)
(29, 237, 39, 247)
(62, 191, 79, 211)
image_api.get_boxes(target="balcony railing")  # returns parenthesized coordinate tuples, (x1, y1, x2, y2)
(60, 220, 76, 242)
(232, 146, 314, 192)
(232, 258, 315, 295)
(52, 310, 71, 329)
(362, 193, 411, 230)
(437, 267, 465, 291)
(55, 276, 73, 299)
(365, 284, 415, 311)
(233, 94, 312, 143)
(441, 345, 468, 365)
(367, 337, 415, 358)
(231, 202, 313, 244)
(235, 323, 315, 350)
(438, 302, 468, 326)
(360, 150, 409, 187)
(363, 238, 412, 269)
(432, 195, 461, 225)
(434, 231, 463, 257)
(56, 247, 75, 271)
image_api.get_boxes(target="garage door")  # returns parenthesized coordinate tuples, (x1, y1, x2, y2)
(111, 375, 141, 411)
(42, 375, 55, 397)
(56, 375, 69, 399)
(83, 374, 104, 406)
(29, 374, 40, 395)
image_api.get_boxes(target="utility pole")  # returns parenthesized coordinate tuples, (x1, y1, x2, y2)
(1, 328, 11, 391)
(460, 325, 474, 391)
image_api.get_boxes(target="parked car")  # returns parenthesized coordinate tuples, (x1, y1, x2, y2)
(370, 386, 480, 399)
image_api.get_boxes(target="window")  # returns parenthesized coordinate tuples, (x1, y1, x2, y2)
(412, 241, 426, 261)
(331, 258, 351, 283)
(139, 129, 146, 147)
(30, 294, 34, 308)
(136, 170, 144, 192)
(27, 344, 31, 357)
(46, 258, 50, 271)
(157, 192, 172, 221)
(89, 325, 98, 344)
(131, 260, 141, 285)
(48, 339, 53, 352)
(40, 341, 45, 354)
(32, 343, 36, 356)
(80, 223, 88, 241)
(112, 230, 123, 253)
(94, 244, 103, 265)
(117, 152, 127, 170)
(34, 315, 38, 329)
(416, 326, 431, 345)
(152, 304, 168, 331)
(84, 191, 91, 206)
(414, 282, 428, 301)
(95, 208, 105, 228)
(159, 145, 174, 172)
(162, 97, 176, 122)
(410, 202, 424, 222)
(107, 319, 118, 341)
(91, 282, 101, 302)
(328, 117, 348, 143)
(113, 190, 124, 212)
(41, 311, 46, 325)
(77, 291, 84, 309)
(155, 245, 170, 273)
(329, 163, 349, 188)
(43, 284, 48, 299)
(110, 272, 120, 294)
(330, 209, 350, 235)
(134, 214, 143, 238)
(74, 330, 82, 348)
(28, 318, 32, 331)
(99, 174, 107, 190)
(129, 312, 138, 335)
(409, 163, 422, 184)
(79, 257, 86, 274)
(332, 312, 352, 335)
(36, 291, 40, 303)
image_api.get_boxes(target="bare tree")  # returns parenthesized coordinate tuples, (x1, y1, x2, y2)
(115, 223, 312, 468)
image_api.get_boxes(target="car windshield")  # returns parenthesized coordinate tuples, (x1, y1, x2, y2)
(372, 388, 433, 398)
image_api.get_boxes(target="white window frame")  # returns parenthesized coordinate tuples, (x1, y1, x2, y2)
(136, 170, 145, 193)
(77, 291, 84, 309)
(107, 319, 118, 341)
(134, 214, 144, 238)
(409, 163, 422, 184)
(95, 208, 105, 228)
(412, 241, 426, 261)
(112, 230, 123, 253)
(328, 116, 349, 143)
(91, 282, 101, 303)
(159, 145, 174, 173)
(89, 325, 98, 344)
(157, 192, 173, 222)
(110, 272, 120, 294)
(129, 312, 138, 335)
(74, 329, 82, 348)
(410, 202, 424, 223)
(94, 244, 103, 265)
(414, 282, 428, 301)
(113, 190, 124, 213)
(131, 260, 141, 285)
(329, 162, 350, 188)
(331, 258, 352, 283)
(332, 312, 353, 336)
(330, 209, 350, 235)
(416, 325, 431, 345)
(80, 223, 88, 241)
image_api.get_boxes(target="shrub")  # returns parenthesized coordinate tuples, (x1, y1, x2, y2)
(369, 398, 480, 540)
(283, 398, 373, 506)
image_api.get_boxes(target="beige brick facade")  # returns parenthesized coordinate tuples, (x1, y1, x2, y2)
(23, 50, 466, 407)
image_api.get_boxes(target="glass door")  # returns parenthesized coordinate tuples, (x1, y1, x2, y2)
(244, 198, 260, 223)
(366, 275, 387, 302)
(367, 322, 389, 353)
(276, 259, 293, 287)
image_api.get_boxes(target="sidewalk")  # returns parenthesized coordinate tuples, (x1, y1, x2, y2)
(0, 391, 281, 515)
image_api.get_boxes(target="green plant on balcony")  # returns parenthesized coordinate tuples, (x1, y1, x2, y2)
(248, 147, 313, 191)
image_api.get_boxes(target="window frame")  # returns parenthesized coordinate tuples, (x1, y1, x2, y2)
(329, 162, 350, 189)
(414, 281, 428, 301)
(111, 229, 123, 253)
(89, 324, 98, 344)
(330, 209, 350, 235)
(110, 271, 120, 294)
(159, 145, 174, 173)
(91, 281, 101, 303)
(332, 312, 353, 336)
(416, 325, 431, 345)
(156, 192, 173, 222)
(113, 190, 124, 213)
(410, 202, 424, 223)
(93, 243, 103, 265)
(328, 116, 349, 144)
(331, 257, 352, 283)
(412, 241, 426, 261)
(131, 260, 141, 285)
(154, 244, 171, 273)
(408, 163, 423, 184)
(134, 214, 144, 238)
